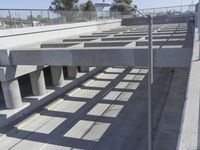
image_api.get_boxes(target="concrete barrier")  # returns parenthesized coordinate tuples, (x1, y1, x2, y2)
(122, 15, 194, 26)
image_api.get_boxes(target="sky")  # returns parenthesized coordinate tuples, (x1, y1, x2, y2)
(0, 0, 198, 9)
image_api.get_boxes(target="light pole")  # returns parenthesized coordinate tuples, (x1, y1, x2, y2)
(132, 6, 154, 150)
(181, 0, 183, 12)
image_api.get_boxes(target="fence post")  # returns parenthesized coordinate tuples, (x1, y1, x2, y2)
(30, 10, 34, 27)
(47, 10, 50, 25)
(8, 9, 12, 28)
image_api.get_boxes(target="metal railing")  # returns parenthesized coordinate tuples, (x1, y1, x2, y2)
(138, 5, 195, 17)
(0, 9, 121, 29)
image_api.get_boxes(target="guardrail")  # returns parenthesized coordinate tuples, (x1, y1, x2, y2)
(138, 5, 195, 17)
(0, 9, 121, 29)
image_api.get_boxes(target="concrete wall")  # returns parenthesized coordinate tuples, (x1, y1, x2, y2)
(0, 19, 121, 49)
(122, 15, 194, 26)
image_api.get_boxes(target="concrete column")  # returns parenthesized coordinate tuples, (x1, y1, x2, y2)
(30, 70, 46, 96)
(50, 66, 64, 86)
(1, 79, 23, 109)
(63, 66, 77, 79)
(78, 66, 90, 72)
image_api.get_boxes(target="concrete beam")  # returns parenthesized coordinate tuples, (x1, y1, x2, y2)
(63, 38, 96, 42)
(7, 48, 192, 67)
(145, 35, 186, 39)
(84, 42, 131, 47)
(101, 36, 141, 41)
(9, 48, 149, 67)
(136, 40, 185, 46)
(80, 35, 110, 38)
(41, 43, 80, 48)
(0, 66, 45, 81)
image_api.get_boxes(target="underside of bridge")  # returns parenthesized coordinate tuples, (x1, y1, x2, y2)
(0, 19, 195, 150)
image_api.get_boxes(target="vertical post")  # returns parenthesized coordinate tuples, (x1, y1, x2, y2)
(30, 10, 34, 27)
(8, 9, 12, 28)
(50, 66, 64, 87)
(181, 0, 183, 13)
(47, 10, 50, 25)
(198, 0, 200, 59)
(148, 15, 153, 150)
(30, 70, 46, 96)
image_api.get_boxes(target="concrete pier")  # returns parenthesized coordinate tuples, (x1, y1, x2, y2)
(30, 70, 46, 96)
(1, 79, 23, 109)
(78, 66, 90, 72)
(50, 66, 64, 86)
(63, 66, 77, 79)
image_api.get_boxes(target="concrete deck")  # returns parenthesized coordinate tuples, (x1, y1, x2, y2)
(0, 23, 193, 68)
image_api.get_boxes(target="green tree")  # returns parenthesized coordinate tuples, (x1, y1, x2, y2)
(80, 0, 96, 20)
(49, 0, 79, 11)
(110, 0, 134, 15)
(84, 0, 96, 11)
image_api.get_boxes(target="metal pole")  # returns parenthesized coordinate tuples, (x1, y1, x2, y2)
(132, 5, 154, 149)
(47, 10, 50, 25)
(199, 0, 200, 59)
(8, 9, 12, 28)
(148, 15, 153, 150)
(30, 10, 34, 27)
(181, 0, 183, 12)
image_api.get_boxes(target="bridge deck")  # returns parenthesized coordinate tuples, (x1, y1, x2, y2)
(0, 23, 192, 68)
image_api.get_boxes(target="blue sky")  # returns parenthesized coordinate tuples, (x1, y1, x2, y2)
(0, 0, 198, 9)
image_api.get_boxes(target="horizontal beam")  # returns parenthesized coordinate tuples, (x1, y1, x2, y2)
(5, 48, 192, 67)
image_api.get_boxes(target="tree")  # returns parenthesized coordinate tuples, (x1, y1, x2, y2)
(84, 0, 96, 11)
(110, 0, 134, 15)
(79, 3, 87, 11)
(80, 0, 96, 20)
(49, 0, 79, 11)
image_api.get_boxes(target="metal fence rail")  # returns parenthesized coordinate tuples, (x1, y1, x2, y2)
(0, 9, 121, 29)
(138, 5, 195, 17)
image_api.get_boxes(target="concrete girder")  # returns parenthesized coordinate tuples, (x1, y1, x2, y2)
(3, 48, 192, 68)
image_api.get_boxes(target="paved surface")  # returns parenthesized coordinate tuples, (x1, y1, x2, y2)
(0, 67, 189, 150)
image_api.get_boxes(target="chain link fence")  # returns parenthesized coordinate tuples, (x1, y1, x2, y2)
(139, 5, 195, 17)
(0, 9, 121, 29)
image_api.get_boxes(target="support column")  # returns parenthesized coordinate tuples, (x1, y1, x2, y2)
(50, 66, 64, 86)
(78, 66, 90, 72)
(1, 79, 23, 109)
(30, 69, 46, 96)
(63, 66, 77, 79)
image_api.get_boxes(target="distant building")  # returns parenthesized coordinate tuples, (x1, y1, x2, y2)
(94, 0, 113, 11)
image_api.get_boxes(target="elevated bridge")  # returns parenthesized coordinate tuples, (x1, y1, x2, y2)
(0, 5, 198, 150)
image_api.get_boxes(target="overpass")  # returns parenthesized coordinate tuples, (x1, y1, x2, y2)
(0, 5, 198, 150)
